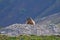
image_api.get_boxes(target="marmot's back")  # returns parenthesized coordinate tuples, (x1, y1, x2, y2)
(26, 17, 35, 25)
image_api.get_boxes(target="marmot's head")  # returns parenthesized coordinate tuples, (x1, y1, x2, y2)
(26, 17, 35, 25)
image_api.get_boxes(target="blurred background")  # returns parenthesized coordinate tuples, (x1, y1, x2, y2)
(0, 0, 60, 27)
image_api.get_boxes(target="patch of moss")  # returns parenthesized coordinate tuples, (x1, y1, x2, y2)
(0, 34, 60, 40)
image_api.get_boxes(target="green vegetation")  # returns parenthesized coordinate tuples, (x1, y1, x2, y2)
(0, 34, 60, 40)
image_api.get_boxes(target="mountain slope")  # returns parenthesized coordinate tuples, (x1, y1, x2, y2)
(35, 13, 60, 25)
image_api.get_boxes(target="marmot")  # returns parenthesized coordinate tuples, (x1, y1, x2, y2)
(26, 17, 35, 25)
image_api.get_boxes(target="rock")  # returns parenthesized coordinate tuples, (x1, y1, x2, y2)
(0, 24, 60, 36)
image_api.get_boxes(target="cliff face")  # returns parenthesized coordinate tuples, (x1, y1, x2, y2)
(0, 24, 60, 36)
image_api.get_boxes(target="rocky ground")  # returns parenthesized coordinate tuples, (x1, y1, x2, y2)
(0, 23, 60, 37)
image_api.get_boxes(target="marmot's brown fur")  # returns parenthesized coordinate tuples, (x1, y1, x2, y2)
(26, 17, 35, 25)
